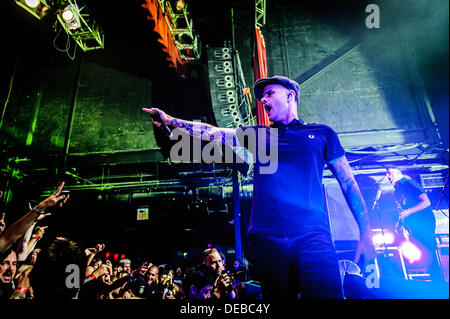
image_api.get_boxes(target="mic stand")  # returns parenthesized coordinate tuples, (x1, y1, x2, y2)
(435, 170, 449, 211)
(372, 183, 392, 276)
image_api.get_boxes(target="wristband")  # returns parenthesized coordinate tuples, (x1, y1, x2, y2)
(15, 286, 28, 294)
(33, 235, 41, 240)
(89, 274, 97, 280)
(32, 207, 45, 215)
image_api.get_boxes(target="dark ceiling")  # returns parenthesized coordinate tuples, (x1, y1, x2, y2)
(2, 0, 243, 76)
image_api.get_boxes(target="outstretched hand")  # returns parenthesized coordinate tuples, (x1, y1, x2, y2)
(142, 107, 172, 127)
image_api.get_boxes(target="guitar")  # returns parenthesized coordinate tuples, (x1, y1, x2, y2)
(394, 203, 411, 242)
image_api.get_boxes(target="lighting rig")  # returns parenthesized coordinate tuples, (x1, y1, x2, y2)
(56, 0, 104, 52)
(15, 0, 104, 55)
(159, 0, 200, 62)
(141, 0, 200, 77)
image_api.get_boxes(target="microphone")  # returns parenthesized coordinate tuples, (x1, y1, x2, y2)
(149, 111, 172, 138)
(376, 176, 387, 184)
(372, 185, 383, 211)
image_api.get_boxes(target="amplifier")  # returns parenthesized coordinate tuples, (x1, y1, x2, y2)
(434, 209, 449, 235)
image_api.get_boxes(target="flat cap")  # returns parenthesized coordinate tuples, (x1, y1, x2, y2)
(254, 76, 300, 102)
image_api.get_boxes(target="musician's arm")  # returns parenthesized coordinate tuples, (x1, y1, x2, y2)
(169, 118, 237, 146)
(400, 193, 431, 219)
(143, 108, 237, 147)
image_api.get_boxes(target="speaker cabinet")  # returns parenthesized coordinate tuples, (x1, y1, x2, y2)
(206, 47, 245, 129)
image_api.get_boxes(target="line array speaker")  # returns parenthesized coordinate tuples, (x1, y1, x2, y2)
(207, 47, 245, 129)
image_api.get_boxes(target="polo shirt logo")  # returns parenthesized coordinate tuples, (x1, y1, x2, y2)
(308, 134, 315, 139)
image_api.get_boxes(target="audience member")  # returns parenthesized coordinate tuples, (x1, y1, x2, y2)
(183, 248, 238, 299)
(0, 249, 17, 300)
(120, 258, 132, 274)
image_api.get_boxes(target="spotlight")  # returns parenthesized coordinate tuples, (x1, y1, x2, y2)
(61, 7, 74, 22)
(175, 0, 185, 11)
(15, 0, 50, 20)
(400, 241, 422, 263)
(25, 0, 40, 8)
(56, 0, 104, 52)
(60, 4, 80, 30)
(372, 232, 395, 247)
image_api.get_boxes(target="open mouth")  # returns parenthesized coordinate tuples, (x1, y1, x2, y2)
(264, 105, 272, 114)
(1, 273, 12, 282)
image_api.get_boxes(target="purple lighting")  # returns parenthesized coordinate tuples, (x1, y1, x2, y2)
(400, 241, 422, 263)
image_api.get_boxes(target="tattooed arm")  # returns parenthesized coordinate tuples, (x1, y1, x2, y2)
(143, 108, 238, 146)
(328, 157, 376, 263)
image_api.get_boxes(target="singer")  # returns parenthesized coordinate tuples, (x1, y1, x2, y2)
(143, 76, 376, 299)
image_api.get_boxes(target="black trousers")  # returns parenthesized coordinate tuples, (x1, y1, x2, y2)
(247, 230, 344, 299)
(408, 217, 443, 282)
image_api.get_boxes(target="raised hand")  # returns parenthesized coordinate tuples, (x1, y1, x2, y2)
(104, 260, 113, 275)
(0, 191, 5, 233)
(34, 182, 69, 212)
(28, 203, 51, 221)
(34, 226, 48, 238)
(133, 262, 150, 277)
(92, 264, 111, 279)
(94, 243, 106, 253)
(0, 212, 5, 234)
(10, 266, 33, 299)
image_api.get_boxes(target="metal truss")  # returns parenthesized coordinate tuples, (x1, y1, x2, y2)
(56, 0, 104, 52)
(158, 0, 200, 61)
(255, 0, 266, 27)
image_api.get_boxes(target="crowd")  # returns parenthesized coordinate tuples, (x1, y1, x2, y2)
(0, 184, 253, 300)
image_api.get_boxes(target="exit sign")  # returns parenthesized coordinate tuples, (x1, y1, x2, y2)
(137, 208, 149, 221)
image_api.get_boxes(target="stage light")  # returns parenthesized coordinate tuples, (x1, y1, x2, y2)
(15, 0, 50, 20)
(56, 0, 104, 51)
(400, 241, 422, 263)
(175, 0, 185, 11)
(25, 0, 39, 8)
(372, 231, 395, 246)
(143, 0, 200, 70)
(61, 6, 74, 22)
(60, 4, 80, 30)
